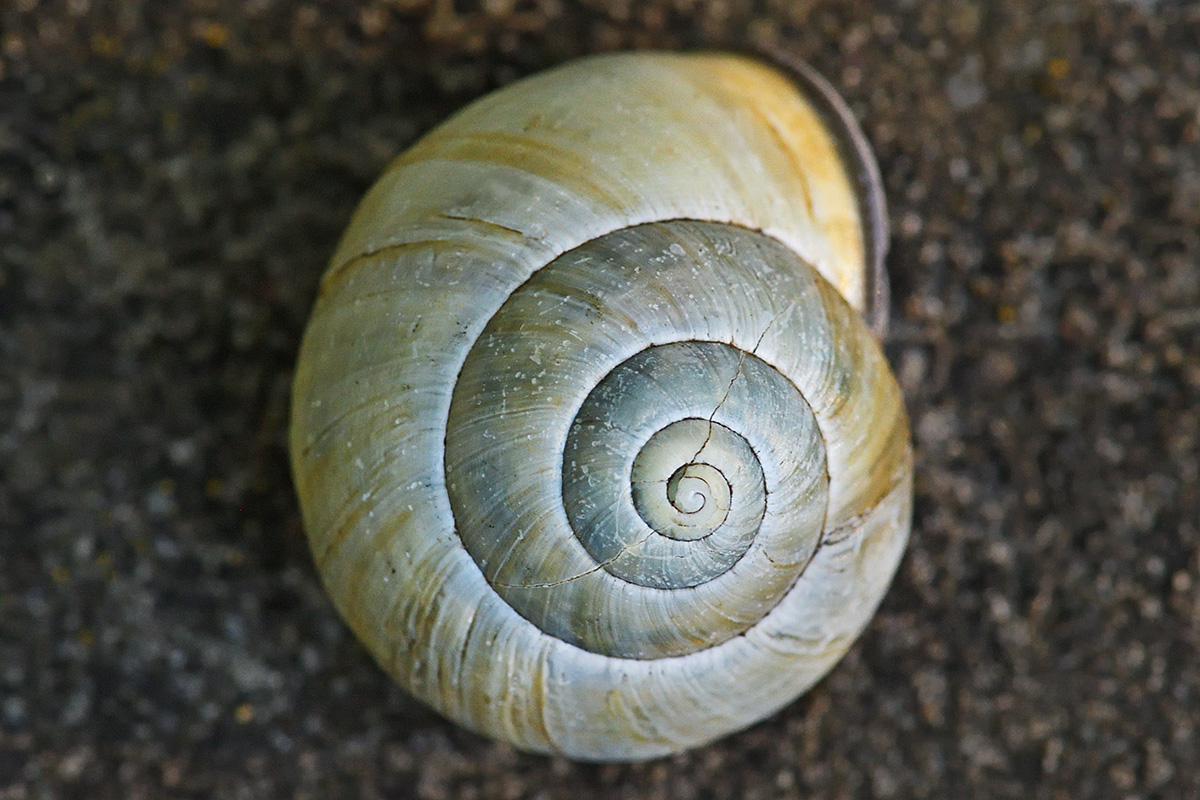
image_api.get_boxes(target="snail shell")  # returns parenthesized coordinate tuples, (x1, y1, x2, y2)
(290, 51, 912, 761)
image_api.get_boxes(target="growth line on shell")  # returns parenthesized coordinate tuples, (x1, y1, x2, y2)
(488, 523, 658, 590)
(688, 305, 793, 467)
(752, 303, 795, 357)
(689, 349, 745, 466)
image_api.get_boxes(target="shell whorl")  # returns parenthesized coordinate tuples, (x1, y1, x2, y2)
(291, 51, 912, 761)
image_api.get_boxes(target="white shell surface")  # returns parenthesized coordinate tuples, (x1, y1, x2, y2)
(291, 52, 911, 761)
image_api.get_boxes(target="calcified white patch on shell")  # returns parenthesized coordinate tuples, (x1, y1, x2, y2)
(291, 51, 912, 761)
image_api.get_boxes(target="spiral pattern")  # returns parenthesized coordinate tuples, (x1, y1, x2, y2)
(447, 222, 837, 659)
(291, 51, 912, 760)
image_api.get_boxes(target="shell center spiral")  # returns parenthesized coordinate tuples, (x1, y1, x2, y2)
(634, 427, 736, 541)
(562, 347, 770, 590)
(664, 463, 727, 528)
(444, 221, 833, 658)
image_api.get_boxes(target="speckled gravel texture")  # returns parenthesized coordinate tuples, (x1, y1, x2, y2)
(2, 0, 1199, 797)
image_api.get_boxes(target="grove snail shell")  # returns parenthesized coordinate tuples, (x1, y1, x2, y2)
(290, 51, 913, 761)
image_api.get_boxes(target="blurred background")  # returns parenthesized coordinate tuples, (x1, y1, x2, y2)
(2, 0, 1198, 797)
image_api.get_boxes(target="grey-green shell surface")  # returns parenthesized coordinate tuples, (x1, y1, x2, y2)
(290, 51, 912, 761)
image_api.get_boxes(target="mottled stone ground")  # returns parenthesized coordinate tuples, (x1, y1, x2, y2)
(2, 1, 1198, 798)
